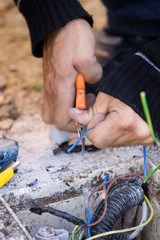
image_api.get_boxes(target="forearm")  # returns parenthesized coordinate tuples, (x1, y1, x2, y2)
(14, 0, 93, 57)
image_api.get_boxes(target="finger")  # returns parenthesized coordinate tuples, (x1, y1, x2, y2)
(87, 111, 153, 148)
(69, 107, 106, 129)
(42, 61, 78, 132)
(86, 93, 96, 109)
(70, 92, 109, 126)
(53, 76, 75, 127)
(75, 55, 103, 84)
(73, 32, 102, 84)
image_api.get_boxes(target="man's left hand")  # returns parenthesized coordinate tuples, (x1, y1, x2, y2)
(69, 92, 153, 147)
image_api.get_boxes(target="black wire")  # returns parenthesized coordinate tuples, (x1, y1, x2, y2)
(30, 206, 86, 227)
(92, 179, 136, 221)
(53, 142, 99, 155)
(107, 179, 136, 199)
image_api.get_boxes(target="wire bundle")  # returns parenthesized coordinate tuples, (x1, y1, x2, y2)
(71, 172, 154, 240)
(71, 92, 160, 240)
(30, 92, 159, 240)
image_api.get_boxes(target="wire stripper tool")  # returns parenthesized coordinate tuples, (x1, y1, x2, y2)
(75, 73, 86, 156)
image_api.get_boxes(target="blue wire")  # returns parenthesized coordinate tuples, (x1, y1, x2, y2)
(67, 128, 92, 153)
(86, 208, 91, 238)
(103, 173, 109, 190)
(143, 146, 147, 180)
(91, 173, 109, 223)
(67, 139, 80, 153)
(83, 128, 92, 137)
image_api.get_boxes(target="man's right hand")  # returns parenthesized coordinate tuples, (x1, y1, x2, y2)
(42, 19, 102, 132)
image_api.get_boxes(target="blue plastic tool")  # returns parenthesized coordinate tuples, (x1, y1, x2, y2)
(0, 138, 19, 173)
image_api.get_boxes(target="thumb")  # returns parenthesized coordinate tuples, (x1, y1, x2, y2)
(77, 57, 103, 84)
(69, 108, 105, 129)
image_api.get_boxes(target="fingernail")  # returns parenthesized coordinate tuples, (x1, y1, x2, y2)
(73, 109, 83, 114)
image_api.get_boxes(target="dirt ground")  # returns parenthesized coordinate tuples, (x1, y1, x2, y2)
(0, 0, 106, 131)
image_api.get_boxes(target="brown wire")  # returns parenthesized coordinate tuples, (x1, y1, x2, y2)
(87, 173, 142, 227)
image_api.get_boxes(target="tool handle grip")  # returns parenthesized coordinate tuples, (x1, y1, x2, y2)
(0, 167, 14, 188)
(76, 73, 86, 110)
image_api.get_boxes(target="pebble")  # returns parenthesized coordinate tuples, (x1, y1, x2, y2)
(0, 119, 14, 131)
(0, 72, 6, 90)
(0, 232, 4, 238)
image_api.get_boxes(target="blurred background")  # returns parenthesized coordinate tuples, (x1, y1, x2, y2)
(0, 0, 106, 132)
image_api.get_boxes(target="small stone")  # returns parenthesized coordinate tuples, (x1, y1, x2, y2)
(0, 72, 6, 90)
(0, 232, 4, 238)
(0, 119, 14, 131)
(9, 63, 18, 72)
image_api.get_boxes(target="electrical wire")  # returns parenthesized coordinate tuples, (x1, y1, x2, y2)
(140, 91, 160, 146)
(143, 146, 147, 179)
(87, 173, 142, 228)
(72, 225, 78, 240)
(86, 208, 91, 238)
(143, 163, 160, 183)
(78, 230, 85, 240)
(90, 174, 110, 223)
(128, 200, 148, 240)
(67, 139, 80, 153)
(83, 188, 91, 238)
(85, 195, 153, 240)
(72, 225, 82, 240)
(67, 129, 92, 153)
(103, 173, 109, 190)
(71, 173, 152, 239)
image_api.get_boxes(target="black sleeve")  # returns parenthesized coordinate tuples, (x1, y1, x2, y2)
(14, 0, 93, 57)
(97, 38, 160, 137)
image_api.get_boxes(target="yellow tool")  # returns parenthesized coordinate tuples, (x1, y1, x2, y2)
(0, 161, 20, 188)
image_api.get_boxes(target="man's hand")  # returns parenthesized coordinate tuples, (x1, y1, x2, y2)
(42, 19, 102, 132)
(69, 92, 153, 147)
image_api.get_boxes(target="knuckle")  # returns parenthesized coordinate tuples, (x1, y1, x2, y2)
(74, 54, 91, 68)
(122, 111, 136, 131)
(54, 119, 67, 131)
(43, 76, 54, 95)
(55, 113, 68, 130)
(55, 123, 65, 131)
(136, 127, 151, 140)
(88, 133, 103, 149)
(95, 67, 103, 80)
(92, 138, 104, 149)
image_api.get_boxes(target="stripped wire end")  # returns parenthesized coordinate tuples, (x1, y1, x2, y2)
(67, 129, 92, 153)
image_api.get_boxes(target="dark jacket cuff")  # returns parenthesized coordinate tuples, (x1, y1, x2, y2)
(15, 0, 93, 57)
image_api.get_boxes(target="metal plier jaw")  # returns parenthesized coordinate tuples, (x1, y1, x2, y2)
(77, 123, 85, 156)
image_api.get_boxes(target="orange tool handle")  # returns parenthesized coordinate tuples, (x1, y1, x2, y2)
(76, 73, 86, 110)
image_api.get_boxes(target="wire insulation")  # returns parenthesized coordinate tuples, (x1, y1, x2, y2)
(86, 195, 153, 240)
(143, 163, 160, 183)
(67, 129, 92, 153)
(87, 173, 142, 228)
(140, 91, 160, 146)
(143, 146, 147, 179)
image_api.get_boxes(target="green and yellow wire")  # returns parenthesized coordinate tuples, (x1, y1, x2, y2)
(143, 163, 160, 183)
(140, 91, 160, 146)
(140, 91, 160, 182)
(72, 225, 82, 240)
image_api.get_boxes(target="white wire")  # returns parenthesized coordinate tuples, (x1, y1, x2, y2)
(129, 200, 148, 239)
